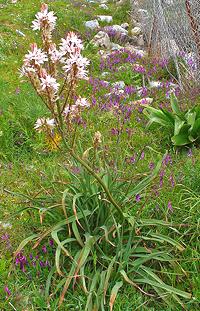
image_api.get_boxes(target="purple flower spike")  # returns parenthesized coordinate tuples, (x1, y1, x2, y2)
(187, 149, 192, 157)
(15, 252, 28, 272)
(169, 174, 175, 188)
(136, 194, 141, 202)
(49, 239, 54, 247)
(149, 162, 155, 170)
(42, 245, 47, 253)
(167, 201, 173, 213)
(4, 286, 11, 297)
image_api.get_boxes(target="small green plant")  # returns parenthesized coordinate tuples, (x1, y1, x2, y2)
(14, 160, 193, 310)
(144, 93, 200, 146)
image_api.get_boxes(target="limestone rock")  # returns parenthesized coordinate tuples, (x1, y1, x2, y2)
(99, 4, 109, 9)
(121, 22, 129, 30)
(112, 81, 126, 89)
(111, 43, 122, 50)
(131, 27, 142, 36)
(97, 15, 113, 23)
(137, 35, 144, 46)
(110, 25, 128, 35)
(91, 31, 111, 49)
(85, 20, 99, 30)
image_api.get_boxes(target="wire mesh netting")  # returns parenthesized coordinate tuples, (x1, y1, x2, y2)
(131, 0, 200, 87)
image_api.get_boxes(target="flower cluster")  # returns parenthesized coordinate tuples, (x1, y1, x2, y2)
(32, 3, 57, 44)
(21, 3, 90, 148)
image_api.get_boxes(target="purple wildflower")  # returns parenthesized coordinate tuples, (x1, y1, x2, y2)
(159, 170, 165, 188)
(49, 239, 54, 247)
(169, 174, 175, 187)
(149, 162, 155, 170)
(4, 286, 11, 298)
(140, 151, 145, 160)
(187, 148, 193, 157)
(136, 194, 141, 202)
(15, 252, 28, 272)
(167, 201, 173, 213)
(42, 245, 47, 253)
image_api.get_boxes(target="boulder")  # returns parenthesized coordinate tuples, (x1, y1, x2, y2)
(109, 25, 128, 35)
(121, 22, 129, 30)
(112, 81, 126, 89)
(97, 15, 113, 23)
(91, 31, 111, 49)
(85, 20, 99, 30)
(111, 43, 123, 50)
(131, 27, 142, 36)
(137, 35, 145, 46)
(99, 4, 109, 9)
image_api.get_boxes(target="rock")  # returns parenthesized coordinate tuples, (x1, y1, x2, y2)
(85, 20, 99, 30)
(99, 3, 109, 9)
(112, 81, 126, 89)
(149, 81, 162, 88)
(91, 31, 111, 49)
(111, 43, 122, 50)
(128, 36, 138, 45)
(109, 25, 128, 35)
(124, 44, 147, 57)
(132, 98, 153, 105)
(97, 15, 113, 23)
(131, 27, 142, 36)
(137, 35, 144, 47)
(131, 19, 138, 27)
(116, 0, 126, 6)
(121, 22, 129, 30)
(137, 9, 149, 19)
(101, 71, 110, 78)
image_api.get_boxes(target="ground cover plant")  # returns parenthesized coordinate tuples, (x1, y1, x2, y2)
(0, 0, 200, 310)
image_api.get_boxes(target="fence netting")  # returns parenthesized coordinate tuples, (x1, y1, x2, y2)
(131, 0, 200, 87)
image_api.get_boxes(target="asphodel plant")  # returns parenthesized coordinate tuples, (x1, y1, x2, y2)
(20, 3, 127, 219)
(17, 4, 192, 310)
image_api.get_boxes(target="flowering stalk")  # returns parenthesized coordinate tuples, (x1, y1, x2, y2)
(21, 3, 124, 220)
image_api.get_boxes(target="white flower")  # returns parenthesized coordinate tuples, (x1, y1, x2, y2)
(63, 54, 90, 80)
(34, 117, 55, 132)
(63, 104, 78, 117)
(75, 96, 90, 108)
(20, 65, 36, 77)
(32, 3, 57, 32)
(24, 43, 48, 66)
(60, 32, 83, 56)
(40, 74, 60, 93)
(48, 44, 63, 63)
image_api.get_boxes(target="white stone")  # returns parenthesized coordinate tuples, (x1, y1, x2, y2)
(85, 20, 99, 30)
(111, 43, 122, 50)
(116, 0, 127, 6)
(121, 22, 129, 30)
(91, 31, 111, 49)
(131, 27, 142, 36)
(112, 81, 126, 89)
(149, 81, 162, 88)
(137, 35, 144, 46)
(99, 4, 109, 9)
(97, 15, 113, 23)
(137, 9, 149, 19)
(110, 25, 128, 35)
(101, 71, 110, 78)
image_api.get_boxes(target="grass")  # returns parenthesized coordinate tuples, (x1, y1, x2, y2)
(0, 0, 200, 310)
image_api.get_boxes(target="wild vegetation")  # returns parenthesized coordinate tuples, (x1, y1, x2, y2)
(0, 1, 200, 310)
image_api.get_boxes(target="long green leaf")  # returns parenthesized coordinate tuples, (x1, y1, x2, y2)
(109, 281, 123, 311)
(123, 154, 164, 203)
